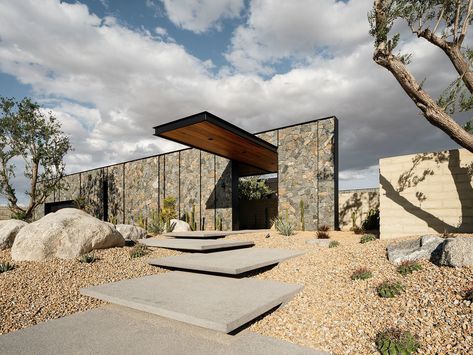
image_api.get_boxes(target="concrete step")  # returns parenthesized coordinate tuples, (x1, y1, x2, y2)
(80, 271, 303, 333)
(147, 248, 304, 275)
(139, 238, 254, 252)
(0, 305, 327, 355)
(164, 231, 229, 238)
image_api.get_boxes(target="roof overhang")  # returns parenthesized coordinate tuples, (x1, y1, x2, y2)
(153, 112, 278, 174)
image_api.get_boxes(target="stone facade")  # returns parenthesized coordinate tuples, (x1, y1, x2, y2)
(43, 116, 337, 231)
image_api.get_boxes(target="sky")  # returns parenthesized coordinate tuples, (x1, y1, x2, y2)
(0, 0, 468, 203)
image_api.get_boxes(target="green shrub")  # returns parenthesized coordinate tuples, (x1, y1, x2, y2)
(129, 244, 149, 259)
(397, 261, 422, 276)
(148, 209, 165, 235)
(316, 230, 330, 239)
(351, 267, 373, 280)
(0, 262, 15, 273)
(351, 226, 365, 234)
(329, 240, 340, 248)
(375, 329, 420, 355)
(360, 234, 376, 244)
(377, 281, 404, 298)
(273, 216, 295, 236)
(78, 252, 97, 264)
(362, 208, 380, 231)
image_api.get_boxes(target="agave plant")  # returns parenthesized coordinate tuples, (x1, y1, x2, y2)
(0, 262, 15, 273)
(273, 216, 295, 236)
(375, 328, 420, 355)
(377, 281, 404, 298)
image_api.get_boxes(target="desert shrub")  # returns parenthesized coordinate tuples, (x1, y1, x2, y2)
(148, 209, 165, 235)
(351, 267, 373, 280)
(351, 226, 365, 234)
(129, 244, 149, 259)
(464, 288, 473, 302)
(78, 252, 97, 264)
(397, 261, 422, 276)
(375, 328, 419, 355)
(360, 234, 376, 244)
(273, 216, 295, 236)
(318, 224, 330, 232)
(361, 208, 380, 231)
(0, 262, 15, 273)
(329, 240, 340, 248)
(377, 281, 404, 298)
(316, 230, 330, 239)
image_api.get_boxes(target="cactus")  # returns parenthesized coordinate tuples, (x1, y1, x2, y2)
(108, 214, 118, 225)
(216, 214, 223, 231)
(187, 204, 197, 231)
(78, 252, 97, 264)
(351, 267, 372, 280)
(129, 244, 149, 259)
(299, 200, 305, 231)
(375, 329, 419, 355)
(377, 281, 404, 298)
(360, 234, 376, 244)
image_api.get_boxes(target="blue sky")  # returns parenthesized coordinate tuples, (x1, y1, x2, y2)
(0, 0, 463, 204)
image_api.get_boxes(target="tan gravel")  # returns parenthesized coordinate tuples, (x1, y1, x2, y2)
(1, 231, 472, 355)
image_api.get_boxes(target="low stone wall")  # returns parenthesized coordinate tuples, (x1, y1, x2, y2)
(0, 206, 11, 220)
(338, 188, 379, 230)
(379, 148, 473, 239)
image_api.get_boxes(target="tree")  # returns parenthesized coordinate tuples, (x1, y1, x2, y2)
(0, 97, 72, 220)
(238, 177, 275, 200)
(369, 0, 473, 152)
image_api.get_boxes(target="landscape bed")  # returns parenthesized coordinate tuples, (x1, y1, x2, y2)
(0, 231, 472, 354)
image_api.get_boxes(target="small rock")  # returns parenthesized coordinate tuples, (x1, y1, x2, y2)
(0, 219, 28, 250)
(306, 239, 331, 248)
(170, 219, 191, 232)
(115, 224, 148, 241)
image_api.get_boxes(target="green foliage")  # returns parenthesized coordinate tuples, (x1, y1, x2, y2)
(397, 261, 422, 276)
(351, 226, 365, 235)
(299, 200, 305, 231)
(216, 214, 223, 231)
(108, 214, 118, 225)
(148, 209, 165, 235)
(129, 244, 148, 259)
(238, 177, 274, 200)
(351, 267, 373, 280)
(161, 196, 177, 221)
(375, 329, 420, 355)
(11, 210, 29, 222)
(78, 252, 97, 264)
(273, 216, 295, 236)
(362, 209, 380, 231)
(316, 230, 330, 239)
(0, 262, 15, 273)
(0, 97, 72, 220)
(360, 234, 377, 244)
(329, 240, 340, 248)
(137, 213, 146, 229)
(377, 281, 404, 298)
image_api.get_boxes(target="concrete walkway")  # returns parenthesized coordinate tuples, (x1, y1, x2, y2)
(139, 238, 254, 251)
(0, 305, 327, 355)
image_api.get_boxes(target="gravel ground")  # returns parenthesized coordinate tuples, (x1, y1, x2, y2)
(1, 231, 472, 354)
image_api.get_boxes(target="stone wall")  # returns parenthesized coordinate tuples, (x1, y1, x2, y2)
(339, 188, 379, 230)
(0, 206, 11, 220)
(43, 116, 337, 231)
(273, 117, 338, 230)
(379, 148, 473, 239)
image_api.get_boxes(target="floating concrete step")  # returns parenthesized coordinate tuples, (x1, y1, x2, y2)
(139, 238, 254, 252)
(147, 248, 304, 275)
(0, 305, 326, 354)
(164, 231, 229, 239)
(80, 271, 303, 333)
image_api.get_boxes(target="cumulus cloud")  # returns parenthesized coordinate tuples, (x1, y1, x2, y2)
(0, 0, 464, 206)
(160, 0, 244, 33)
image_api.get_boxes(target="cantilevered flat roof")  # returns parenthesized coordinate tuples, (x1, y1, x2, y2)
(153, 111, 278, 173)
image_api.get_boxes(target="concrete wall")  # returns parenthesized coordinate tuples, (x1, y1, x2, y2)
(379, 148, 473, 239)
(339, 188, 379, 230)
(40, 117, 338, 231)
(0, 206, 11, 220)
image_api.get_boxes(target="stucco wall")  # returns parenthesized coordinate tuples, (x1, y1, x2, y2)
(339, 188, 379, 230)
(379, 148, 473, 239)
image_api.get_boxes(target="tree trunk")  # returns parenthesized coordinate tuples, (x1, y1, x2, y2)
(374, 50, 473, 152)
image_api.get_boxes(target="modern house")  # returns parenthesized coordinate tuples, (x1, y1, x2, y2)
(38, 112, 339, 231)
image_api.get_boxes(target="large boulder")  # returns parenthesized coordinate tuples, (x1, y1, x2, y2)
(387, 235, 444, 264)
(0, 219, 28, 250)
(170, 219, 191, 232)
(11, 208, 125, 261)
(116, 224, 148, 241)
(440, 237, 473, 267)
